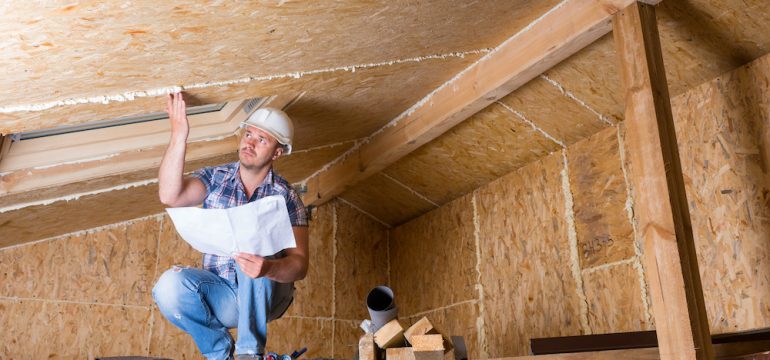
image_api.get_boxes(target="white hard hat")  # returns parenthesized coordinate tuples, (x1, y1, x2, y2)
(241, 107, 294, 154)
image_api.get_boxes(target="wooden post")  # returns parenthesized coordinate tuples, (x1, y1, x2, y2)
(613, 2, 713, 359)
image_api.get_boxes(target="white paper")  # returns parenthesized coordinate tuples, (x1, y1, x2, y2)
(166, 195, 296, 257)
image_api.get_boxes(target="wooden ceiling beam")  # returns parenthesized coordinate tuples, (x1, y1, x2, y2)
(302, 0, 662, 206)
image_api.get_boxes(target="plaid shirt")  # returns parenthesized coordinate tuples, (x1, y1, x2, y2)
(191, 162, 308, 283)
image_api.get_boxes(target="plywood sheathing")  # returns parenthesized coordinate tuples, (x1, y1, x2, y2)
(1, 56, 480, 152)
(672, 55, 770, 334)
(0, 299, 151, 357)
(0, 0, 563, 139)
(542, 35, 625, 123)
(0, 217, 159, 306)
(334, 319, 367, 360)
(1, 199, 388, 358)
(0, 1, 559, 107)
(267, 318, 334, 359)
(285, 202, 333, 319)
(566, 128, 634, 269)
(582, 262, 651, 334)
(475, 153, 583, 356)
(338, 173, 437, 226)
(147, 303, 201, 358)
(381, 102, 561, 207)
(274, 141, 356, 183)
(333, 201, 389, 320)
(155, 215, 200, 283)
(0, 183, 164, 248)
(497, 77, 610, 146)
(543, 0, 770, 125)
(390, 194, 477, 316)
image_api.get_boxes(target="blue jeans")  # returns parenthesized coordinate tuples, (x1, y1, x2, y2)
(152, 265, 294, 360)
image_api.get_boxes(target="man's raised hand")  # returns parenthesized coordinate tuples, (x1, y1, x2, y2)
(166, 92, 190, 139)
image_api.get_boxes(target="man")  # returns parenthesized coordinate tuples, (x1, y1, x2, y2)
(152, 92, 309, 360)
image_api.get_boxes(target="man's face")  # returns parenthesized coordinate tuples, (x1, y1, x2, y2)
(239, 126, 283, 171)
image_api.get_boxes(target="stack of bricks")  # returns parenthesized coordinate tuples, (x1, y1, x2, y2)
(359, 317, 454, 360)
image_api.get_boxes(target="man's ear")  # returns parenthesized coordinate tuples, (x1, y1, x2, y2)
(272, 146, 285, 160)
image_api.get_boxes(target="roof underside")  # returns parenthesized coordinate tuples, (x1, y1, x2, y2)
(1, 0, 770, 244)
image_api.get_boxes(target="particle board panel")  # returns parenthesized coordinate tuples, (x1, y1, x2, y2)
(389, 194, 477, 316)
(407, 302, 480, 360)
(542, 34, 625, 124)
(156, 213, 202, 274)
(148, 305, 209, 359)
(582, 263, 650, 334)
(338, 173, 437, 227)
(266, 317, 333, 358)
(274, 141, 355, 184)
(383, 102, 562, 206)
(671, 55, 770, 334)
(655, 0, 770, 98)
(475, 153, 583, 358)
(334, 319, 367, 360)
(567, 127, 635, 268)
(334, 201, 389, 320)
(0, 299, 151, 358)
(0, 217, 159, 306)
(285, 202, 334, 319)
(498, 77, 609, 146)
(542, 1, 770, 128)
(0, 0, 558, 107)
(286, 55, 481, 151)
(0, 182, 165, 248)
(1, 55, 480, 154)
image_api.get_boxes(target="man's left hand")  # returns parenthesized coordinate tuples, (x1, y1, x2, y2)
(234, 253, 269, 279)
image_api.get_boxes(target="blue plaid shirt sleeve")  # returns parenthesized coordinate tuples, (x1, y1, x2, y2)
(285, 187, 308, 227)
(190, 166, 214, 194)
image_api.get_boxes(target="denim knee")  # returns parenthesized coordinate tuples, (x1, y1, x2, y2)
(153, 266, 190, 310)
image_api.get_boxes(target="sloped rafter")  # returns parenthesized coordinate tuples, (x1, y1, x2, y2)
(302, 0, 662, 206)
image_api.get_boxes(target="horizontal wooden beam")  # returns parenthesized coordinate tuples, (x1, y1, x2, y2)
(302, 0, 658, 206)
(492, 339, 770, 359)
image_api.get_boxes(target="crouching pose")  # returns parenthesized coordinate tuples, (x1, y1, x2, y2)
(153, 93, 308, 360)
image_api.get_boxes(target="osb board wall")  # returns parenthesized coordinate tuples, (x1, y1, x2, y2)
(387, 52, 770, 358)
(0, 199, 389, 359)
(388, 195, 480, 357)
(388, 130, 655, 357)
(474, 153, 585, 356)
(669, 54, 770, 334)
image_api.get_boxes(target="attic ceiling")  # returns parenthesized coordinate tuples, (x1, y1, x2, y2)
(2, 0, 770, 245)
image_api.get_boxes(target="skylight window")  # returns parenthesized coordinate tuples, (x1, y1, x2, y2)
(19, 103, 227, 140)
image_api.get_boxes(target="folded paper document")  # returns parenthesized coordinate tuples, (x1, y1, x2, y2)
(166, 195, 296, 257)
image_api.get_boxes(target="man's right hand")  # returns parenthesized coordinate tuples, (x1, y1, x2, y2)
(166, 92, 190, 139)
